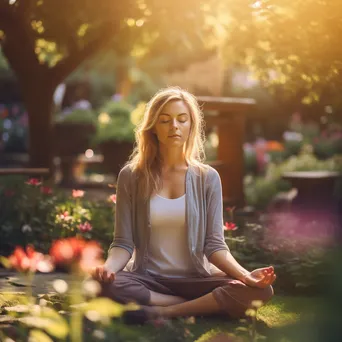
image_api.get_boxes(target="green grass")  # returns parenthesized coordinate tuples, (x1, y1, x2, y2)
(0, 293, 318, 342)
(98, 295, 316, 342)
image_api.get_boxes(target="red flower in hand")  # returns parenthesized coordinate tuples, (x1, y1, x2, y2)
(224, 222, 238, 231)
(7, 246, 54, 273)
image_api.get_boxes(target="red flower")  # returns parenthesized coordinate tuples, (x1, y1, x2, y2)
(78, 221, 92, 233)
(50, 237, 102, 273)
(225, 206, 236, 213)
(72, 189, 85, 198)
(7, 246, 54, 273)
(108, 194, 117, 204)
(41, 186, 53, 195)
(25, 178, 41, 186)
(224, 222, 238, 231)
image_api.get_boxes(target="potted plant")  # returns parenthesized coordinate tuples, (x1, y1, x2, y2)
(93, 100, 135, 176)
(53, 109, 97, 185)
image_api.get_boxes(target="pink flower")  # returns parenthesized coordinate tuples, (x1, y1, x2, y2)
(7, 245, 54, 273)
(59, 211, 72, 221)
(108, 194, 117, 204)
(224, 222, 238, 231)
(25, 178, 41, 186)
(78, 221, 92, 233)
(41, 186, 53, 195)
(72, 189, 85, 198)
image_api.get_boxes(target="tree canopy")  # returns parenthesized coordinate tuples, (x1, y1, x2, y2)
(0, 0, 221, 88)
(223, 0, 342, 104)
(0, 0, 225, 167)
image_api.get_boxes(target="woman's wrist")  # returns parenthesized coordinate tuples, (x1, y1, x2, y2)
(238, 271, 250, 283)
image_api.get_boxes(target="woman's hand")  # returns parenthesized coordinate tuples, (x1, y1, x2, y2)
(91, 264, 116, 283)
(242, 266, 276, 288)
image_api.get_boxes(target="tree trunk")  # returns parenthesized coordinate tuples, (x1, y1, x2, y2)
(20, 81, 56, 170)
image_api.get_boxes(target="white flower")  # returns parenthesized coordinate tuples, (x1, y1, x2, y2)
(22, 224, 32, 233)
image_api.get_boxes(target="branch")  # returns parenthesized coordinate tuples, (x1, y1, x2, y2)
(0, 2, 43, 81)
(50, 21, 121, 85)
(0, 2, 15, 31)
(16, 0, 34, 19)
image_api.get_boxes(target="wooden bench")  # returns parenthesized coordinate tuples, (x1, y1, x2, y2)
(0, 168, 50, 177)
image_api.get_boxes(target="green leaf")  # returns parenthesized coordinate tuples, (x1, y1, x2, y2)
(18, 307, 68, 339)
(29, 330, 54, 342)
(235, 327, 248, 332)
(82, 298, 125, 318)
(0, 315, 15, 323)
(295, 282, 312, 288)
(0, 256, 10, 269)
(4, 304, 30, 313)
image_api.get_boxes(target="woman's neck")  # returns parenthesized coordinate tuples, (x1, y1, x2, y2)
(158, 147, 187, 171)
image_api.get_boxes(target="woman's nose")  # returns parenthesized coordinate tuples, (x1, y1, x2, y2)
(170, 118, 178, 128)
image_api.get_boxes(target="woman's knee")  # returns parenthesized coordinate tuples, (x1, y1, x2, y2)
(212, 282, 274, 319)
(257, 285, 274, 304)
(99, 271, 150, 305)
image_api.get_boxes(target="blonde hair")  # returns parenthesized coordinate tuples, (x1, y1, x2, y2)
(127, 86, 207, 200)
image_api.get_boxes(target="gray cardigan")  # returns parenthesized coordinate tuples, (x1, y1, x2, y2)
(108, 163, 230, 277)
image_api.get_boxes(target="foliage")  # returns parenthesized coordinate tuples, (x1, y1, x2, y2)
(0, 0, 221, 86)
(284, 114, 342, 159)
(245, 146, 342, 209)
(0, 0, 224, 167)
(225, 223, 332, 295)
(0, 176, 115, 256)
(244, 175, 291, 210)
(224, 0, 342, 103)
(94, 100, 135, 144)
(54, 108, 97, 125)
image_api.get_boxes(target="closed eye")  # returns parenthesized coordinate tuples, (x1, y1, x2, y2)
(160, 120, 187, 124)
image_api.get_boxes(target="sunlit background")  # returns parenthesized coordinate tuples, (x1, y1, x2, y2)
(0, 1, 342, 341)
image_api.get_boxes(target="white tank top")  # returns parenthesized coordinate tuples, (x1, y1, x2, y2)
(146, 193, 195, 278)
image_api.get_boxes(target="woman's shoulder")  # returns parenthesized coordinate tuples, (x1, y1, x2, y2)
(117, 164, 135, 183)
(189, 162, 220, 181)
(119, 164, 133, 176)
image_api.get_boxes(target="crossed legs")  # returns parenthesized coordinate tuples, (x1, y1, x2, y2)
(101, 271, 274, 320)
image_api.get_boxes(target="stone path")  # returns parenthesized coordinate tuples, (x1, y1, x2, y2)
(0, 269, 73, 296)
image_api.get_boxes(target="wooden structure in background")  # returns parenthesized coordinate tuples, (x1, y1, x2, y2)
(0, 168, 50, 177)
(197, 96, 256, 207)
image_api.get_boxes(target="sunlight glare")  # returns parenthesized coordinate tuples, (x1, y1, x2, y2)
(85, 149, 94, 158)
(252, 1, 262, 9)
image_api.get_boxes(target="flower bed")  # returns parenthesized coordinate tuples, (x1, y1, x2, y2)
(0, 176, 115, 256)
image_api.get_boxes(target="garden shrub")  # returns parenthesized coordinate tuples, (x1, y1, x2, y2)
(225, 223, 333, 296)
(0, 176, 115, 256)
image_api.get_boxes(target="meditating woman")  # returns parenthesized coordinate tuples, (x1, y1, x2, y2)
(92, 86, 275, 322)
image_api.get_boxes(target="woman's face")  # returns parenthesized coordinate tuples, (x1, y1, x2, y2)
(153, 100, 192, 148)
